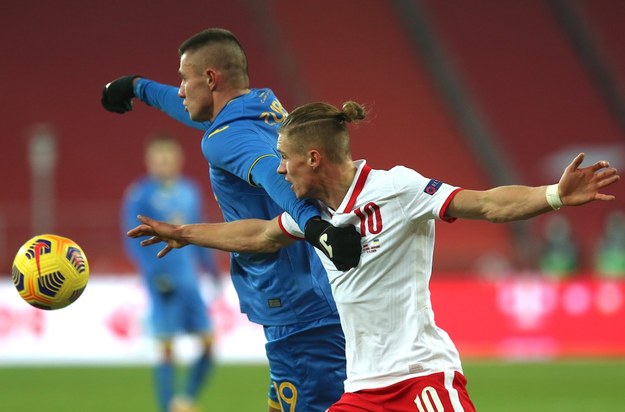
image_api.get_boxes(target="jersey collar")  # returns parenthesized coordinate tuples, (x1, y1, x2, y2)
(338, 160, 371, 214)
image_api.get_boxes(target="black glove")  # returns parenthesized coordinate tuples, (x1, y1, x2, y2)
(304, 218, 361, 271)
(101, 75, 139, 113)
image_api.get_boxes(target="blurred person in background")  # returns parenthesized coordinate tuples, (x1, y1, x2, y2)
(122, 134, 220, 412)
(538, 214, 579, 278)
(104, 28, 360, 412)
(128, 100, 620, 411)
(594, 210, 625, 278)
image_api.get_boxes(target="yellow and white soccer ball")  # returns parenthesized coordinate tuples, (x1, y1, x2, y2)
(11, 234, 90, 310)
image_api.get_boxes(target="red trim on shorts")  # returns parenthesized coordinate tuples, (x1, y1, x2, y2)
(439, 188, 463, 222)
(342, 164, 372, 213)
(277, 214, 303, 240)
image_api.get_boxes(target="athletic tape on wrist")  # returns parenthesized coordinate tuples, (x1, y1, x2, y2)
(546, 184, 563, 210)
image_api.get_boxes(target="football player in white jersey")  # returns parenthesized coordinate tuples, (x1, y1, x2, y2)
(128, 101, 619, 411)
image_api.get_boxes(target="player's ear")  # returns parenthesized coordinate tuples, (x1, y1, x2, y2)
(308, 150, 321, 169)
(205, 69, 217, 91)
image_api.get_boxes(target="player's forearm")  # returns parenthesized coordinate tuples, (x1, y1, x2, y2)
(451, 185, 553, 222)
(176, 220, 285, 253)
(485, 185, 554, 222)
(134, 78, 209, 131)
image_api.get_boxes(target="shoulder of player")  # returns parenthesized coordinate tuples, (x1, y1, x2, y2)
(127, 176, 156, 192)
(363, 165, 422, 185)
(361, 166, 431, 198)
(203, 119, 266, 141)
(175, 176, 202, 190)
(122, 177, 155, 204)
(215, 87, 279, 120)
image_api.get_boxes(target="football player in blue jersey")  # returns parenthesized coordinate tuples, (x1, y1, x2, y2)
(122, 135, 220, 412)
(103, 28, 360, 412)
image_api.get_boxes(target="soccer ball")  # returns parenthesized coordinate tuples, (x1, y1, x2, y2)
(11, 234, 90, 310)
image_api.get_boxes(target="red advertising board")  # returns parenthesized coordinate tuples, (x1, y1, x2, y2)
(430, 276, 625, 358)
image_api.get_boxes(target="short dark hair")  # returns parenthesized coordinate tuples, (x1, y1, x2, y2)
(178, 28, 249, 87)
(179, 28, 243, 56)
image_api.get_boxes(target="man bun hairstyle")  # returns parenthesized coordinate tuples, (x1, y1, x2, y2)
(339, 101, 366, 123)
(280, 101, 366, 163)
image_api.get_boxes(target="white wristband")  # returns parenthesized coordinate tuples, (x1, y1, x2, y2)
(546, 184, 563, 210)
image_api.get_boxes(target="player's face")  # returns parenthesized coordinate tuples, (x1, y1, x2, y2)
(178, 52, 214, 121)
(146, 144, 183, 181)
(277, 134, 318, 199)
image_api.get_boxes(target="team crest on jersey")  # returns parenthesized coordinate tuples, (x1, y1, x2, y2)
(424, 179, 442, 195)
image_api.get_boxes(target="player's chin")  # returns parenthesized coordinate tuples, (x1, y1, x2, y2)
(185, 106, 204, 121)
(290, 185, 303, 198)
(187, 109, 199, 121)
(292, 186, 311, 200)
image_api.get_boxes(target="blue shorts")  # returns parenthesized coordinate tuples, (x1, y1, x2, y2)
(264, 313, 346, 412)
(148, 277, 211, 338)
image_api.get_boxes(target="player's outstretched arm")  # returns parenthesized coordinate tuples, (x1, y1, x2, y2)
(447, 153, 620, 222)
(127, 215, 293, 258)
(102, 76, 208, 130)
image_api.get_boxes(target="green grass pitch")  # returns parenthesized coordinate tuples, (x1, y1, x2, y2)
(1, 359, 624, 411)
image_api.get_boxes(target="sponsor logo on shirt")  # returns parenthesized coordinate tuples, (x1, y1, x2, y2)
(268, 298, 282, 308)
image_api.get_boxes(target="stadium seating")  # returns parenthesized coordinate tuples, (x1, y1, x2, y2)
(3, 0, 623, 274)
(422, 0, 625, 269)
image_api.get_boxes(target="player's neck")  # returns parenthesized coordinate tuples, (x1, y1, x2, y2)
(321, 162, 357, 211)
(212, 88, 250, 119)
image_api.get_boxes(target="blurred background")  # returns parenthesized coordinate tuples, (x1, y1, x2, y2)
(2, 0, 625, 275)
(1, 0, 625, 410)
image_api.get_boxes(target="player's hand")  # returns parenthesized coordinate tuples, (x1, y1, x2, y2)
(101, 75, 139, 113)
(558, 153, 620, 206)
(127, 215, 188, 258)
(304, 218, 361, 271)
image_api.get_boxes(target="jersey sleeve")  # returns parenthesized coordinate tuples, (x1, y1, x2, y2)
(252, 156, 320, 230)
(391, 166, 462, 223)
(278, 212, 305, 239)
(134, 78, 211, 131)
(204, 126, 320, 230)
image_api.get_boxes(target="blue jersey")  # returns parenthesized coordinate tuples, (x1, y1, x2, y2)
(135, 80, 337, 325)
(122, 175, 217, 288)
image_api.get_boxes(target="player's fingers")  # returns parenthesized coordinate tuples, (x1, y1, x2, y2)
(137, 214, 154, 225)
(140, 236, 161, 247)
(597, 173, 620, 188)
(568, 152, 585, 171)
(126, 227, 140, 238)
(589, 160, 611, 172)
(157, 245, 172, 258)
(595, 193, 616, 201)
(594, 167, 618, 181)
(127, 225, 151, 238)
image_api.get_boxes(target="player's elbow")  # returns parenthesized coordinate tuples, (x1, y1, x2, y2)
(264, 242, 283, 253)
(258, 238, 284, 253)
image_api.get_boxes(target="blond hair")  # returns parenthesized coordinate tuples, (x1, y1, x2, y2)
(279, 101, 365, 163)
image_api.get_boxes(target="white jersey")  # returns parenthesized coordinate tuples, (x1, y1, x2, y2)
(280, 160, 464, 393)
